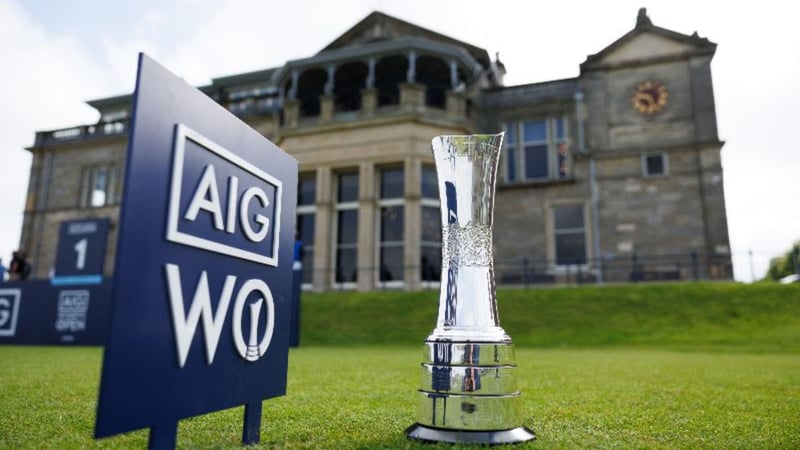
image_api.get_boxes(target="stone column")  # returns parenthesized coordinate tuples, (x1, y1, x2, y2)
(449, 59, 459, 89)
(313, 166, 332, 292)
(288, 69, 299, 100)
(366, 57, 376, 89)
(324, 64, 336, 96)
(407, 50, 417, 83)
(357, 161, 376, 291)
(404, 157, 422, 290)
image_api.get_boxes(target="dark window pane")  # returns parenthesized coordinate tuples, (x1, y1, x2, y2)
(523, 120, 546, 142)
(421, 206, 441, 242)
(298, 176, 316, 206)
(301, 249, 314, 284)
(554, 206, 584, 229)
(380, 206, 404, 242)
(380, 168, 404, 199)
(421, 167, 439, 199)
(337, 210, 358, 244)
(555, 232, 587, 265)
(297, 214, 315, 243)
(335, 248, 357, 282)
(556, 118, 565, 139)
(524, 144, 548, 179)
(379, 246, 404, 281)
(337, 172, 359, 202)
(646, 154, 665, 175)
(506, 146, 517, 182)
(505, 124, 516, 144)
(421, 246, 442, 282)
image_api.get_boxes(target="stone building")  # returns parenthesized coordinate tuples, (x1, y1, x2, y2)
(19, 9, 732, 290)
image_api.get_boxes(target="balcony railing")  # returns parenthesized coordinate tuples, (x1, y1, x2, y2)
(34, 120, 128, 148)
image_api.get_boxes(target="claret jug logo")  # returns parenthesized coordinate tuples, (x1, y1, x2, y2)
(165, 264, 275, 366)
(167, 124, 282, 266)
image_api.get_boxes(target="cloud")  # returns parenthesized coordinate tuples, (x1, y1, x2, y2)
(0, 0, 112, 264)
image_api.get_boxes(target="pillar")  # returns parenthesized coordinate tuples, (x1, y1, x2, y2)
(405, 157, 422, 290)
(313, 167, 332, 292)
(357, 161, 376, 291)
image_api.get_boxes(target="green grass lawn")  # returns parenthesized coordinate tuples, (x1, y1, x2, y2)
(1, 282, 799, 448)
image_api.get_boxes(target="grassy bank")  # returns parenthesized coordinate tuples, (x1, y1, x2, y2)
(301, 282, 800, 352)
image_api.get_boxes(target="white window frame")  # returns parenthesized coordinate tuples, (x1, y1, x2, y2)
(501, 116, 571, 183)
(332, 171, 359, 290)
(420, 165, 441, 288)
(376, 166, 405, 289)
(80, 163, 118, 208)
(546, 201, 591, 272)
(296, 173, 317, 290)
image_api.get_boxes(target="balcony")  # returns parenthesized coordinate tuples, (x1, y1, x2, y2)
(33, 120, 128, 148)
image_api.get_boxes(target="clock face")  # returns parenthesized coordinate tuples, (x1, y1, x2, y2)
(631, 80, 668, 115)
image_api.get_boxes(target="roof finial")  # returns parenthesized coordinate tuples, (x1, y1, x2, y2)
(636, 7, 652, 28)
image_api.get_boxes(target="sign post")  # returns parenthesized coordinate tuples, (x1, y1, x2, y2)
(95, 54, 297, 448)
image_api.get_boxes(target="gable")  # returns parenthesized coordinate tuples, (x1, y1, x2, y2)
(581, 9, 716, 72)
(320, 11, 491, 68)
(601, 33, 696, 65)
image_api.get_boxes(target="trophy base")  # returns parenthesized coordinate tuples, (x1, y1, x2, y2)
(405, 424, 535, 444)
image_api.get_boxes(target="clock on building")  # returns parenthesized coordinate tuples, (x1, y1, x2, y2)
(631, 80, 668, 115)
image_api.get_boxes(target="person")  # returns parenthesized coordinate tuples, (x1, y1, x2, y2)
(0, 258, 6, 282)
(8, 250, 31, 281)
(293, 231, 304, 271)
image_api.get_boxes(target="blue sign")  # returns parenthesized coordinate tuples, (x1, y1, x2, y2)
(95, 54, 297, 448)
(0, 280, 111, 345)
(52, 218, 109, 285)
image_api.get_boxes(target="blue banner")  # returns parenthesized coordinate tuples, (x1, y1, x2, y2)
(0, 280, 111, 345)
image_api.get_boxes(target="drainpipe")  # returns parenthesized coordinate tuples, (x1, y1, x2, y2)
(575, 90, 603, 283)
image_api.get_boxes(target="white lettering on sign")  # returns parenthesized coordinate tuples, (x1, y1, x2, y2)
(55, 290, 90, 332)
(0, 289, 21, 337)
(165, 264, 274, 367)
(183, 165, 271, 242)
(68, 222, 98, 235)
(166, 124, 283, 266)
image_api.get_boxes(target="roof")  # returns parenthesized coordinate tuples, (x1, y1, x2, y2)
(581, 8, 716, 72)
(320, 11, 491, 69)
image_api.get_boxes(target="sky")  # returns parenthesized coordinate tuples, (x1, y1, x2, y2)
(0, 0, 798, 282)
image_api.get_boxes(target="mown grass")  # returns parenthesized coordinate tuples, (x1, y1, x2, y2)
(1, 282, 799, 448)
(0, 347, 798, 449)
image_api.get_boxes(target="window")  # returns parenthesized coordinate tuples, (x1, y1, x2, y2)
(378, 167, 404, 284)
(296, 174, 316, 285)
(420, 166, 441, 283)
(80, 164, 119, 207)
(503, 117, 571, 182)
(334, 171, 359, 285)
(553, 205, 587, 266)
(643, 153, 668, 177)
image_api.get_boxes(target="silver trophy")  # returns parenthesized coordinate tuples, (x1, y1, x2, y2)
(406, 133, 535, 444)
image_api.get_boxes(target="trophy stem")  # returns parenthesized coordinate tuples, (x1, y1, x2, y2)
(407, 133, 534, 444)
